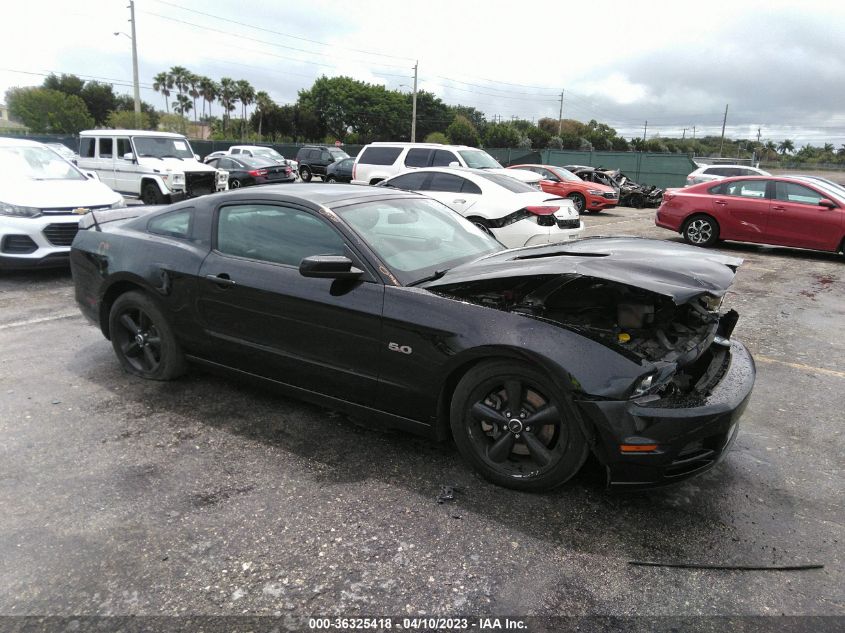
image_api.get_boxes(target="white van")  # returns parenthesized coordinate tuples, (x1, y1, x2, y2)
(351, 142, 539, 187)
(77, 130, 228, 205)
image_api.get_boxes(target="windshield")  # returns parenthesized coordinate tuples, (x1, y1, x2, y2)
(239, 156, 278, 168)
(253, 148, 284, 160)
(46, 143, 76, 160)
(551, 167, 581, 182)
(133, 136, 195, 159)
(458, 150, 502, 169)
(0, 145, 86, 181)
(476, 172, 537, 193)
(329, 149, 350, 160)
(334, 197, 503, 285)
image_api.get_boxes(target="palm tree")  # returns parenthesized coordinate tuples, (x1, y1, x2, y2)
(153, 71, 173, 114)
(218, 77, 239, 135)
(172, 94, 192, 134)
(198, 76, 217, 121)
(823, 143, 834, 154)
(169, 66, 190, 100)
(762, 140, 777, 162)
(235, 79, 255, 141)
(254, 90, 274, 140)
(777, 139, 794, 155)
(187, 72, 200, 123)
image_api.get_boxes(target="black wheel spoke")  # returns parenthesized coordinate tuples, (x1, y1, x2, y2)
(522, 431, 553, 467)
(524, 405, 560, 428)
(471, 402, 507, 426)
(487, 432, 515, 463)
(146, 336, 161, 348)
(120, 314, 140, 334)
(504, 380, 522, 413)
(143, 345, 157, 368)
(124, 341, 141, 357)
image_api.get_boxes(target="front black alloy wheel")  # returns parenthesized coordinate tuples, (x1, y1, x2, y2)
(141, 182, 165, 205)
(568, 192, 586, 212)
(450, 360, 588, 491)
(230, 178, 242, 189)
(109, 291, 186, 381)
(300, 166, 312, 182)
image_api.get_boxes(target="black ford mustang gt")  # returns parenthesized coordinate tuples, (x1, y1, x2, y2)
(70, 184, 755, 490)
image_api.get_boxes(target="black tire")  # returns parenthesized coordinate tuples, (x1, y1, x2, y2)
(141, 182, 165, 205)
(326, 175, 337, 183)
(682, 214, 720, 247)
(450, 360, 588, 491)
(300, 166, 312, 182)
(230, 178, 242, 189)
(108, 291, 186, 381)
(567, 192, 586, 213)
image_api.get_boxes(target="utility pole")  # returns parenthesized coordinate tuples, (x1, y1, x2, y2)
(410, 61, 418, 142)
(756, 127, 761, 144)
(558, 90, 564, 135)
(682, 128, 687, 140)
(642, 120, 648, 142)
(128, 0, 141, 127)
(692, 125, 696, 139)
(718, 103, 729, 156)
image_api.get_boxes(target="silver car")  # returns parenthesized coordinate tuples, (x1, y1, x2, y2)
(685, 164, 770, 186)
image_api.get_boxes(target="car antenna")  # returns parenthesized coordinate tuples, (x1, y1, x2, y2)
(74, 206, 102, 232)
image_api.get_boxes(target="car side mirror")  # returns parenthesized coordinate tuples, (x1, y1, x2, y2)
(299, 255, 363, 279)
(123, 152, 135, 161)
(448, 161, 460, 168)
(819, 198, 837, 209)
(83, 170, 100, 181)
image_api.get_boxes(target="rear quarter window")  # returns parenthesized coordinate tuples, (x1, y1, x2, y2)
(79, 138, 95, 158)
(148, 208, 193, 239)
(358, 146, 403, 165)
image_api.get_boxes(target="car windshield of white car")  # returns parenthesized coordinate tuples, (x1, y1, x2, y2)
(329, 149, 349, 160)
(0, 146, 85, 181)
(458, 150, 501, 169)
(133, 137, 194, 159)
(475, 172, 536, 193)
(255, 149, 283, 160)
(334, 197, 503, 285)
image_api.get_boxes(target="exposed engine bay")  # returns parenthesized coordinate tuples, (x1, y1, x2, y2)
(436, 274, 739, 398)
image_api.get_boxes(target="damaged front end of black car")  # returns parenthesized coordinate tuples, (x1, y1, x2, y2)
(425, 237, 755, 488)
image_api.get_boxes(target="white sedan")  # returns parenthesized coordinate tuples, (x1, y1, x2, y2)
(0, 137, 126, 270)
(380, 167, 583, 248)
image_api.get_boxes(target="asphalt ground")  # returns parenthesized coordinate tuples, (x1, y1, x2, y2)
(0, 205, 843, 629)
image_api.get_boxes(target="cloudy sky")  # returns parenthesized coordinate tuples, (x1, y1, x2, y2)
(2, 0, 844, 145)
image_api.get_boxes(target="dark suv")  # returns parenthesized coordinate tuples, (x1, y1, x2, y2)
(294, 145, 351, 182)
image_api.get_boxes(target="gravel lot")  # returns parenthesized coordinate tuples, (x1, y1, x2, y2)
(0, 206, 843, 626)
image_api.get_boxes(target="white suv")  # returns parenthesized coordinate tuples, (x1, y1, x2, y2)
(685, 164, 770, 186)
(351, 142, 539, 187)
(77, 130, 228, 205)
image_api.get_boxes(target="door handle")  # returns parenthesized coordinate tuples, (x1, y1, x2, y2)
(714, 200, 727, 206)
(206, 273, 236, 287)
(772, 205, 786, 211)
(453, 198, 466, 204)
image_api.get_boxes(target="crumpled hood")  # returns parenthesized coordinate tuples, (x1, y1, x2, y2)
(424, 237, 743, 303)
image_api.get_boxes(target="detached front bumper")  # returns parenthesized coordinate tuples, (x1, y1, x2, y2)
(576, 340, 755, 488)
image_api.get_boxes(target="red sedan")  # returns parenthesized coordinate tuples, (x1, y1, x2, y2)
(656, 176, 845, 254)
(509, 164, 618, 213)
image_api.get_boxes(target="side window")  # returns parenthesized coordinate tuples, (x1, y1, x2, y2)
(216, 204, 346, 266)
(308, 149, 320, 160)
(98, 138, 113, 159)
(427, 173, 465, 193)
(218, 158, 236, 169)
(387, 172, 429, 190)
(320, 151, 331, 162)
(404, 148, 432, 167)
(79, 138, 95, 158)
(775, 182, 825, 206)
(206, 159, 218, 168)
(358, 146, 403, 165)
(148, 208, 193, 239)
(116, 138, 132, 159)
(231, 148, 241, 154)
(461, 178, 482, 194)
(722, 180, 768, 198)
(431, 150, 458, 167)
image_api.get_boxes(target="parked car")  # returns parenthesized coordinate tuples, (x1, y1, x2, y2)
(656, 176, 845, 254)
(566, 166, 663, 208)
(0, 137, 125, 269)
(228, 145, 298, 175)
(380, 167, 582, 248)
(204, 155, 294, 188)
(295, 145, 350, 182)
(204, 150, 228, 160)
(45, 142, 78, 163)
(508, 164, 618, 213)
(325, 157, 355, 183)
(351, 142, 540, 187)
(685, 164, 770, 187)
(77, 130, 228, 205)
(70, 184, 755, 489)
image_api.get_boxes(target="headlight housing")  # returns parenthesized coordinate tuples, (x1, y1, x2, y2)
(587, 189, 604, 195)
(630, 373, 656, 399)
(171, 173, 185, 186)
(216, 170, 228, 183)
(0, 201, 41, 218)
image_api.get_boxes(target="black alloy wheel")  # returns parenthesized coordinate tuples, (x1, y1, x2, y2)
(230, 178, 242, 189)
(141, 182, 165, 205)
(568, 192, 586, 212)
(300, 166, 312, 182)
(109, 291, 186, 380)
(326, 175, 337, 183)
(450, 360, 588, 491)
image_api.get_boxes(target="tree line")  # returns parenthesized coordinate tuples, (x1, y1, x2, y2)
(5, 71, 845, 166)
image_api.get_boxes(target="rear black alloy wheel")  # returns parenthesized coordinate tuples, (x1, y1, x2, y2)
(568, 192, 586, 212)
(109, 291, 186, 381)
(230, 178, 242, 189)
(326, 175, 337, 183)
(450, 360, 588, 491)
(683, 215, 720, 247)
(300, 166, 312, 182)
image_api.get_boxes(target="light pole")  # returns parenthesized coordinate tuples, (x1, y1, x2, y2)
(114, 0, 141, 127)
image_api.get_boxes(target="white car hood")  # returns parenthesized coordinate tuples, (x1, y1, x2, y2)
(0, 177, 122, 209)
(137, 157, 218, 173)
